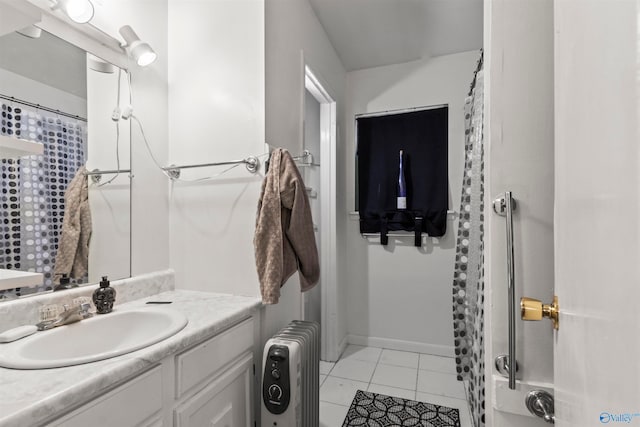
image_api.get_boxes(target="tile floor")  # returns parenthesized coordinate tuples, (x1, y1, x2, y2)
(319, 345, 473, 427)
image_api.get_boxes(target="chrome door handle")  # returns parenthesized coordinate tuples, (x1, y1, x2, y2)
(493, 192, 517, 389)
(526, 390, 555, 424)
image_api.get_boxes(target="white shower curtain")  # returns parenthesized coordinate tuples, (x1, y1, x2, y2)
(0, 102, 87, 298)
(452, 55, 485, 427)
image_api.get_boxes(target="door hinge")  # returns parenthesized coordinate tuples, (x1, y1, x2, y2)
(253, 363, 256, 376)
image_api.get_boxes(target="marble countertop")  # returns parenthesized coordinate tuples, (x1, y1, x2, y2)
(0, 290, 262, 427)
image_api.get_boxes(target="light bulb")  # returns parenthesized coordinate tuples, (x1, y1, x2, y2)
(135, 49, 157, 67)
(58, 0, 94, 24)
(119, 26, 157, 67)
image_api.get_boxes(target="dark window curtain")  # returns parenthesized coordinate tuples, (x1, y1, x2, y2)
(357, 107, 448, 236)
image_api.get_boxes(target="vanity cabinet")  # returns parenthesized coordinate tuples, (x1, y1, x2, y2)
(174, 318, 255, 427)
(47, 316, 259, 427)
(49, 367, 164, 427)
(175, 354, 253, 427)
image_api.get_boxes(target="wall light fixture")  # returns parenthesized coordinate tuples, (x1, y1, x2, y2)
(16, 26, 42, 39)
(87, 54, 116, 73)
(119, 25, 157, 67)
(53, 0, 95, 24)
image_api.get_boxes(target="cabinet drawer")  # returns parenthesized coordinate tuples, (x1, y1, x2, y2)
(49, 366, 162, 427)
(176, 318, 254, 398)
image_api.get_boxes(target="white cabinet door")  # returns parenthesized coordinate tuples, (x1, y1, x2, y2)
(175, 318, 254, 399)
(175, 353, 253, 427)
(49, 367, 163, 427)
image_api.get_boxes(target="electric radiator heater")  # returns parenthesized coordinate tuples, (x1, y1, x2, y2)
(261, 320, 319, 427)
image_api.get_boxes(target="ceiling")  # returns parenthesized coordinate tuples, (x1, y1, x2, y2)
(308, 0, 483, 71)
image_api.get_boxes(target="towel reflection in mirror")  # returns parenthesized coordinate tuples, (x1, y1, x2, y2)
(53, 165, 92, 284)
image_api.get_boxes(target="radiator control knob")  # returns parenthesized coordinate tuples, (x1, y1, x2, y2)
(268, 384, 283, 400)
(270, 348, 286, 361)
(271, 369, 281, 379)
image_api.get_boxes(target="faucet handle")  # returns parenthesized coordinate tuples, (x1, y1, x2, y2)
(73, 296, 92, 308)
(78, 302, 93, 319)
(73, 297, 94, 318)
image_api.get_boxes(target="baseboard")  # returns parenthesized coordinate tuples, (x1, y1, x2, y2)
(347, 334, 455, 357)
(323, 333, 350, 362)
(338, 334, 348, 358)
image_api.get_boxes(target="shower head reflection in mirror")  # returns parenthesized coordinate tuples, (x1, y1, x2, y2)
(0, 29, 132, 301)
(93, 68, 127, 188)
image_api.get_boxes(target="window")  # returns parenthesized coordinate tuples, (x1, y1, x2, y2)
(356, 105, 448, 237)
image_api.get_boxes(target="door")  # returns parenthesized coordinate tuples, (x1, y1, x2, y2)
(553, 0, 640, 425)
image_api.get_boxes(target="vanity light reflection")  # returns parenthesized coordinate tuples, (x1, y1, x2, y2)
(52, 0, 95, 24)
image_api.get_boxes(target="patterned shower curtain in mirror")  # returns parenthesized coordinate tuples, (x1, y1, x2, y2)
(0, 102, 87, 299)
(452, 53, 485, 427)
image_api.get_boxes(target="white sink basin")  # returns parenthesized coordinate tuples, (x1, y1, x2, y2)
(0, 306, 188, 369)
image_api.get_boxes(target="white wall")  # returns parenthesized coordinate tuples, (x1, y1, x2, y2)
(345, 51, 479, 355)
(126, 2, 170, 277)
(265, 0, 347, 349)
(167, 0, 265, 297)
(484, 0, 554, 425)
(0, 68, 86, 118)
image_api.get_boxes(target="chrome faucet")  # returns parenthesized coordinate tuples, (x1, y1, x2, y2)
(36, 303, 93, 331)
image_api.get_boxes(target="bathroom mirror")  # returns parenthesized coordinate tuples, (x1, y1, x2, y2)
(0, 28, 131, 300)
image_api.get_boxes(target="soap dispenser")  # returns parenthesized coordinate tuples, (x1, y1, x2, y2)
(54, 273, 73, 291)
(93, 276, 116, 314)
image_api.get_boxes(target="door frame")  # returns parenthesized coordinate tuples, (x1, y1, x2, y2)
(304, 65, 339, 362)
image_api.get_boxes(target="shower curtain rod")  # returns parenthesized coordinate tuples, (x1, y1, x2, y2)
(467, 49, 484, 97)
(0, 93, 88, 122)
